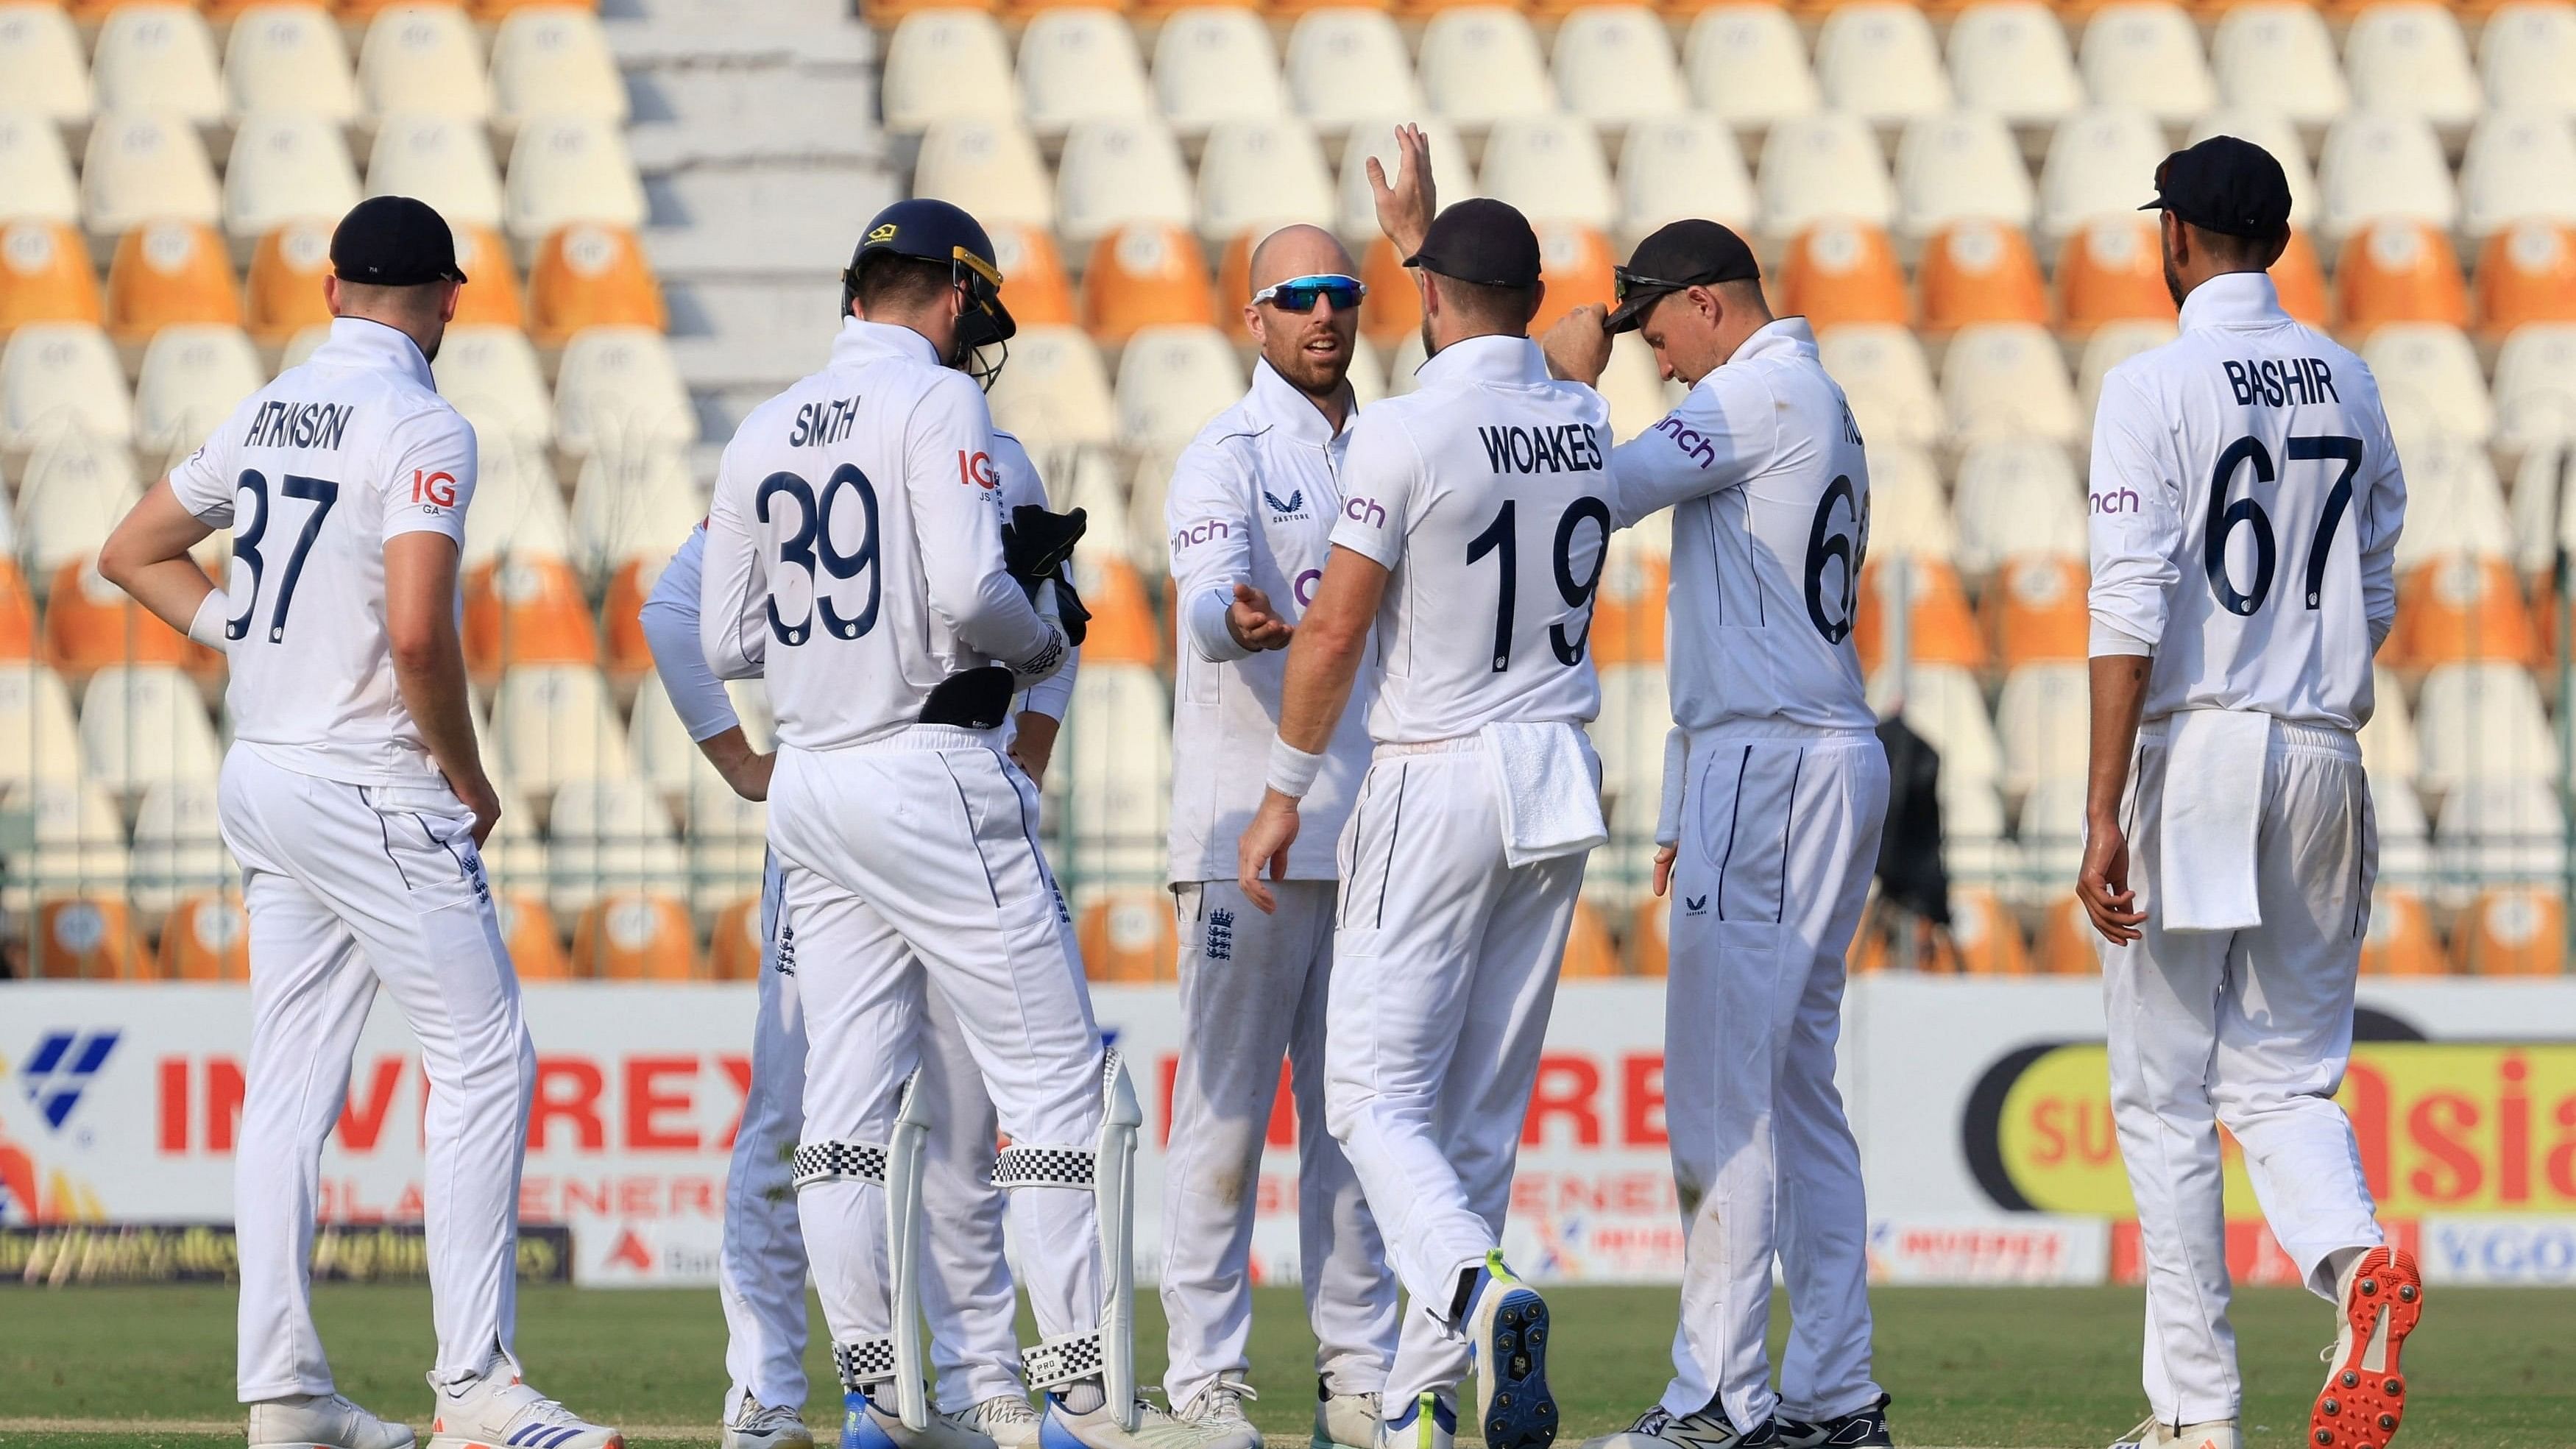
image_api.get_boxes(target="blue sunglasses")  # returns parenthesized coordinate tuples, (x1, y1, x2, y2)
(1252, 274, 1367, 312)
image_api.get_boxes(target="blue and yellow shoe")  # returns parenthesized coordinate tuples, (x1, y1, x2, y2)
(1462, 1253, 1557, 1449)
(1373, 1393, 1455, 1449)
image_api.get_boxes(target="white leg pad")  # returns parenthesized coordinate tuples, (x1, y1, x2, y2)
(988, 1049, 1142, 1431)
(886, 1069, 933, 1431)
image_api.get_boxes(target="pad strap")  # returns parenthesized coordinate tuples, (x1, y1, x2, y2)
(991, 1143, 1094, 1189)
(834, 1336, 900, 1390)
(1022, 1328, 1105, 1392)
(793, 1138, 890, 1188)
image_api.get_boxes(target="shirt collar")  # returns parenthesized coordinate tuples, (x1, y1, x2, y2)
(1414, 333, 1551, 392)
(829, 316, 944, 371)
(1728, 315, 1818, 366)
(1246, 356, 1350, 445)
(2178, 271, 2285, 333)
(308, 316, 435, 388)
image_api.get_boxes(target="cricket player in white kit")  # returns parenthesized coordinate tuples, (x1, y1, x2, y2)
(1539, 221, 1891, 1449)
(98, 197, 619, 1449)
(1161, 222, 1399, 1449)
(2074, 139, 2419, 1449)
(1239, 172, 1613, 1449)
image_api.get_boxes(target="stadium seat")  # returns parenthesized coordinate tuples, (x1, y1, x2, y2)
(1553, 4, 1685, 125)
(1590, 661, 1671, 818)
(80, 662, 219, 794)
(0, 561, 36, 662)
(984, 325, 1116, 453)
(2388, 439, 2511, 567)
(1076, 888, 1177, 982)
(1353, 235, 1423, 348)
(1995, 659, 2090, 801)
(1894, 110, 2034, 240)
(2461, 112, 2576, 241)
(242, 219, 334, 344)
(1050, 663, 1172, 883)
(1590, 531, 1666, 667)
(1154, 5, 1287, 134)
(490, 663, 631, 793)
(1757, 111, 1897, 236)
(0, 113, 78, 227)
(1942, 322, 2080, 447)
(1623, 892, 1669, 977)
(0, 662, 83, 790)
(435, 323, 553, 454)
(1814, 2, 1949, 125)
(92, 5, 224, 126)
(490, 6, 626, 130)
(1919, 221, 2046, 333)
(2363, 885, 2446, 968)
(1855, 556, 1984, 673)
(2359, 663, 2420, 787)
(2078, 2, 2212, 123)
(1817, 324, 1940, 446)
(1336, 119, 1477, 247)
(555, 326, 695, 458)
(1, 322, 133, 452)
(503, 113, 645, 247)
(1018, 7, 1151, 136)
(567, 446, 702, 587)
(2392, 553, 2538, 669)
(707, 893, 764, 982)
(465, 551, 599, 679)
(0, 220, 102, 333)
(2057, 217, 2174, 334)
(448, 227, 520, 327)
(571, 892, 700, 979)
(2033, 897, 2102, 976)
(2343, 1, 2481, 133)
(626, 670, 704, 794)
(1480, 116, 1617, 234)
(2480, 222, 2576, 332)
(1875, 661, 2000, 798)
(2416, 661, 2557, 793)
(1682, 4, 1819, 127)
(1557, 899, 1620, 979)
(1863, 443, 1958, 562)
(358, 4, 494, 121)
(1114, 324, 1244, 451)
(2318, 110, 2458, 242)
(2271, 229, 2332, 327)
(82, 110, 222, 238)
(2335, 218, 2470, 329)
(159, 891, 250, 980)
(1197, 121, 1335, 249)
(2037, 106, 2167, 244)
(1946, 888, 2037, 975)
(29, 896, 150, 979)
(913, 117, 1055, 235)
(15, 437, 138, 577)
(2211, 2, 2349, 127)
(1595, 330, 1674, 441)
(464, 433, 573, 575)
(1773, 226, 1908, 335)
(1953, 437, 2084, 576)
(2184, 108, 2317, 234)
(525, 223, 662, 346)
(222, 111, 362, 244)
(1985, 556, 2090, 667)
(880, 8, 1015, 132)
(47, 558, 188, 678)
(1947, 1, 2081, 128)
(134, 324, 262, 458)
(1283, 8, 1423, 132)
(1080, 222, 1214, 345)
(2494, 323, 2576, 455)
(1617, 114, 1760, 246)
(2014, 776, 2088, 899)
(2363, 322, 2494, 447)
(2481, 1, 2576, 116)
(367, 113, 505, 231)
(1418, 7, 1556, 126)
(2450, 887, 2566, 974)
(223, 4, 358, 124)
(2432, 777, 2566, 904)
(549, 773, 684, 902)
(1531, 222, 1618, 333)
(104, 220, 241, 344)
(988, 222, 1077, 328)
(486, 888, 570, 979)
(130, 779, 226, 910)
(0, 4, 94, 126)
(1055, 115, 1194, 249)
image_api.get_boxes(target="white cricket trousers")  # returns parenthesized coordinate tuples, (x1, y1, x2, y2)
(2107, 718, 2385, 1428)
(1161, 879, 1398, 1410)
(220, 744, 533, 1401)
(718, 857, 1026, 1420)
(770, 729, 1107, 1386)
(1658, 726, 1887, 1431)
(1321, 741, 1588, 1412)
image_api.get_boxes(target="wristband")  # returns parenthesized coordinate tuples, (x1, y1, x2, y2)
(187, 590, 231, 652)
(1266, 737, 1324, 800)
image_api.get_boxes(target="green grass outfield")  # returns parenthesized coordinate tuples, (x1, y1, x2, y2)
(0, 1283, 2568, 1449)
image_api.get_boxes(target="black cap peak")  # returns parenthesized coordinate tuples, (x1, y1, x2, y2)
(2140, 135, 2294, 240)
(1404, 198, 1543, 289)
(330, 195, 466, 287)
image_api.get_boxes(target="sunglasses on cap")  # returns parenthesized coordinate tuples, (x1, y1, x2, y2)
(1252, 274, 1366, 312)
(1613, 265, 1709, 304)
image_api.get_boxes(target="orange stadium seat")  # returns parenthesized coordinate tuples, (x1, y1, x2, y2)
(1855, 558, 1985, 673)
(0, 220, 104, 336)
(527, 222, 661, 347)
(598, 559, 659, 682)
(1079, 889, 1178, 982)
(46, 558, 192, 681)
(1214, 230, 1258, 344)
(464, 554, 601, 679)
(1590, 549, 1668, 665)
(1627, 893, 1669, 976)
(2336, 219, 2471, 332)
(1776, 222, 1909, 330)
(710, 895, 765, 982)
(2390, 555, 2539, 669)
(1560, 899, 1621, 977)
(245, 219, 334, 345)
(473, 0, 597, 18)
(1984, 556, 2090, 667)
(2359, 890, 2446, 976)
(573, 891, 701, 980)
(1073, 553, 1161, 667)
(1917, 220, 2048, 334)
(1358, 235, 1423, 350)
(497, 889, 576, 979)
(0, 562, 38, 662)
(2450, 887, 2566, 975)
(2056, 216, 2173, 335)
(1531, 223, 1617, 335)
(1080, 222, 1216, 347)
(991, 222, 1076, 330)
(1947, 888, 2034, 976)
(450, 223, 526, 330)
(105, 219, 241, 346)
(32, 896, 151, 980)
(2272, 230, 2332, 328)
(2477, 221, 2576, 333)
(2037, 896, 2101, 976)
(159, 891, 250, 981)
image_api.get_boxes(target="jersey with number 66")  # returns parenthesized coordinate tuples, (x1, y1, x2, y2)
(2088, 272, 2406, 731)
(169, 316, 475, 785)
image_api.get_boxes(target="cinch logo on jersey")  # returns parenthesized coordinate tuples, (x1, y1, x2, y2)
(18, 1029, 118, 1131)
(1649, 414, 1716, 470)
(2222, 357, 2340, 408)
(1478, 422, 1604, 474)
(1342, 496, 1386, 528)
(2090, 486, 2142, 515)
(241, 400, 354, 450)
(1172, 518, 1228, 553)
(1294, 567, 1321, 608)
(788, 395, 860, 448)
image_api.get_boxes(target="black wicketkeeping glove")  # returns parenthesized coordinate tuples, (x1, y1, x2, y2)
(1001, 504, 1086, 584)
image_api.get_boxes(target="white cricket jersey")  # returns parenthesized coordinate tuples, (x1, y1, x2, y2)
(699, 318, 1067, 751)
(1166, 359, 1376, 882)
(1607, 317, 1875, 734)
(2088, 272, 2406, 731)
(1329, 336, 1612, 743)
(169, 316, 475, 785)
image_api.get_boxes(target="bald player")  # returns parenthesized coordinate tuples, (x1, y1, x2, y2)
(1161, 224, 1400, 1449)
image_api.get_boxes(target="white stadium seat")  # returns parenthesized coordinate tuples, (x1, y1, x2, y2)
(1197, 118, 1334, 244)
(1055, 115, 1193, 248)
(2360, 665, 2420, 797)
(1154, 7, 1286, 135)
(1480, 116, 1617, 232)
(358, 4, 493, 123)
(1814, 2, 1950, 126)
(1879, 662, 2002, 794)
(82, 110, 221, 236)
(79, 663, 220, 796)
(1114, 325, 1245, 451)
(5, 780, 134, 899)
(986, 325, 1115, 454)
(504, 113, 647, 244)
(2037, 105, 2166, 244)
(2186, 109, 2318, 232)
(1684, 4, 1819, 129)
(1018, 7, 1151, 136)
(1894, 110, 2034, 240)
(1863, 443, 1958, 562)
(91, 4, 222, 127)
(492, 665, 634, 792)
(913, 118, 1055, 234)
(680, 773, 766, 908)
(1553, 5, 1686, 127)
(490, 7, 627, 130)
(1943, 322, 2080, 447)
(1596, 332, 1674, 443)
(2494, 324, 2576, 457)
(1284, 8, 1421, 132)
(1419, 6, 1555, 127)
(2388, 440, 2510, 569)
(2363, 322, 2494, 449)
(0, 662, 82, 789)
(0, 112, 78, 225)
(1337, 118, 1477, 245)
(133, 325, 263, 458)
(0, 4, 93, 126)
(1953, 439, 2085, 575)
(2432, 776, 2566, 896)
(546, 776, 685, 915)
(1048, 663, 1171, 885)
(2079, 3, 2212, 124)
(1996, 660, 2091, 801)
(2343, 1, 2481, 133)
(462, 433, 573, 570)
(1591, 661, 1673, 817)
(881, 9, 1015, 132)
(367, 113, 505, 231)
(1757, 111, 1896, 235)
(1817, 325, 1942, 450)
(2076, 325, 2177, 445)
(2481, 1, 2576, 116)
(1618, 114, 1759, 244)
(224, 4, 358, 124)
(14, 432, 138, 575)
(131, 780, 227, 911)
(223, 111, 362, 241)
(2460, 112, 2576, 240)
(436, 325, 554, 455)
(569, 446, 704, 584)
(1, 323, 132, 453)
(2318, 110, 2458, 241)
(1947, 1, 2083, 129)
(553, 326, 696, 458)
(2212, 2, 2349, 129)
(627, 670, 705, 795)
(2417, 662, 2559, 795)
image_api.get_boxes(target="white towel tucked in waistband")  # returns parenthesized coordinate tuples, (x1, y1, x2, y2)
(1482, 720, 1609, 868)
(2158, 708, 2272, 934)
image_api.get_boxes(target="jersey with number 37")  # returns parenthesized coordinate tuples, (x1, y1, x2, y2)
(2088, 272, 2406, 731)
(169, 317, 475, 785)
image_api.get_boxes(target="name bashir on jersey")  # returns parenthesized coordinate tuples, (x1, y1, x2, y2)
(243, 400, 355, 450)
(788, 395, 860, 447)
(2223, 356, 2340, 408)
(1479, 422, 1604, 475)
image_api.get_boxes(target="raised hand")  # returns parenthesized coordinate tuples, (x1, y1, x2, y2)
(1365, 123, 1437, 259)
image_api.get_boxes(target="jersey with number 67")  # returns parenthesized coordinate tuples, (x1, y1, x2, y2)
(1604, 316, 1875, 734)
(2088, 272, 2406, 731)
(1328, 336, 1611, 743)
(698, 317, 1065, 751)
(169, 316, 476, 785)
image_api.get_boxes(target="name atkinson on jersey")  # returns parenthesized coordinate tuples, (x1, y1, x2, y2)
(242, 400, 356, 450)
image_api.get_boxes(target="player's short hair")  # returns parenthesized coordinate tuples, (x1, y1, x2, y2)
(852, 252, 956, 316)
(2184, 218, 2288, 270)
(1432, 273, 1542, 333)
(330, 277, 450, 320)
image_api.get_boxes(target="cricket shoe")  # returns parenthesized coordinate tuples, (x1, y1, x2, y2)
(2313, 1246, 2424, 1449)
(248, 1392, 417, 1449)
(1580, 1403, 1778, 1449)
(1462, 1252, 1558, 1449)
(425, 1364, 620, 1449)
(2108, 1419, 2236, 1449)
(843, 1394, 998, 1449)
(1777, 1394, 1892, 1448)
(1175, 1375, 1262, 1449)
(959, 1397, 1043, 1449)
(1040, 1393, 1241, 1449)
(723, 1392, 812, 1449)
(1374, 1394, 1454, 1449)
(1312, 1383, 1379, 1449)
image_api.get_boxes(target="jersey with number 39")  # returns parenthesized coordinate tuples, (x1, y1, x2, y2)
(169, 317, 475, 784)
(1328, 336, 1611, 743)
(2088, 272, 2406, 731)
